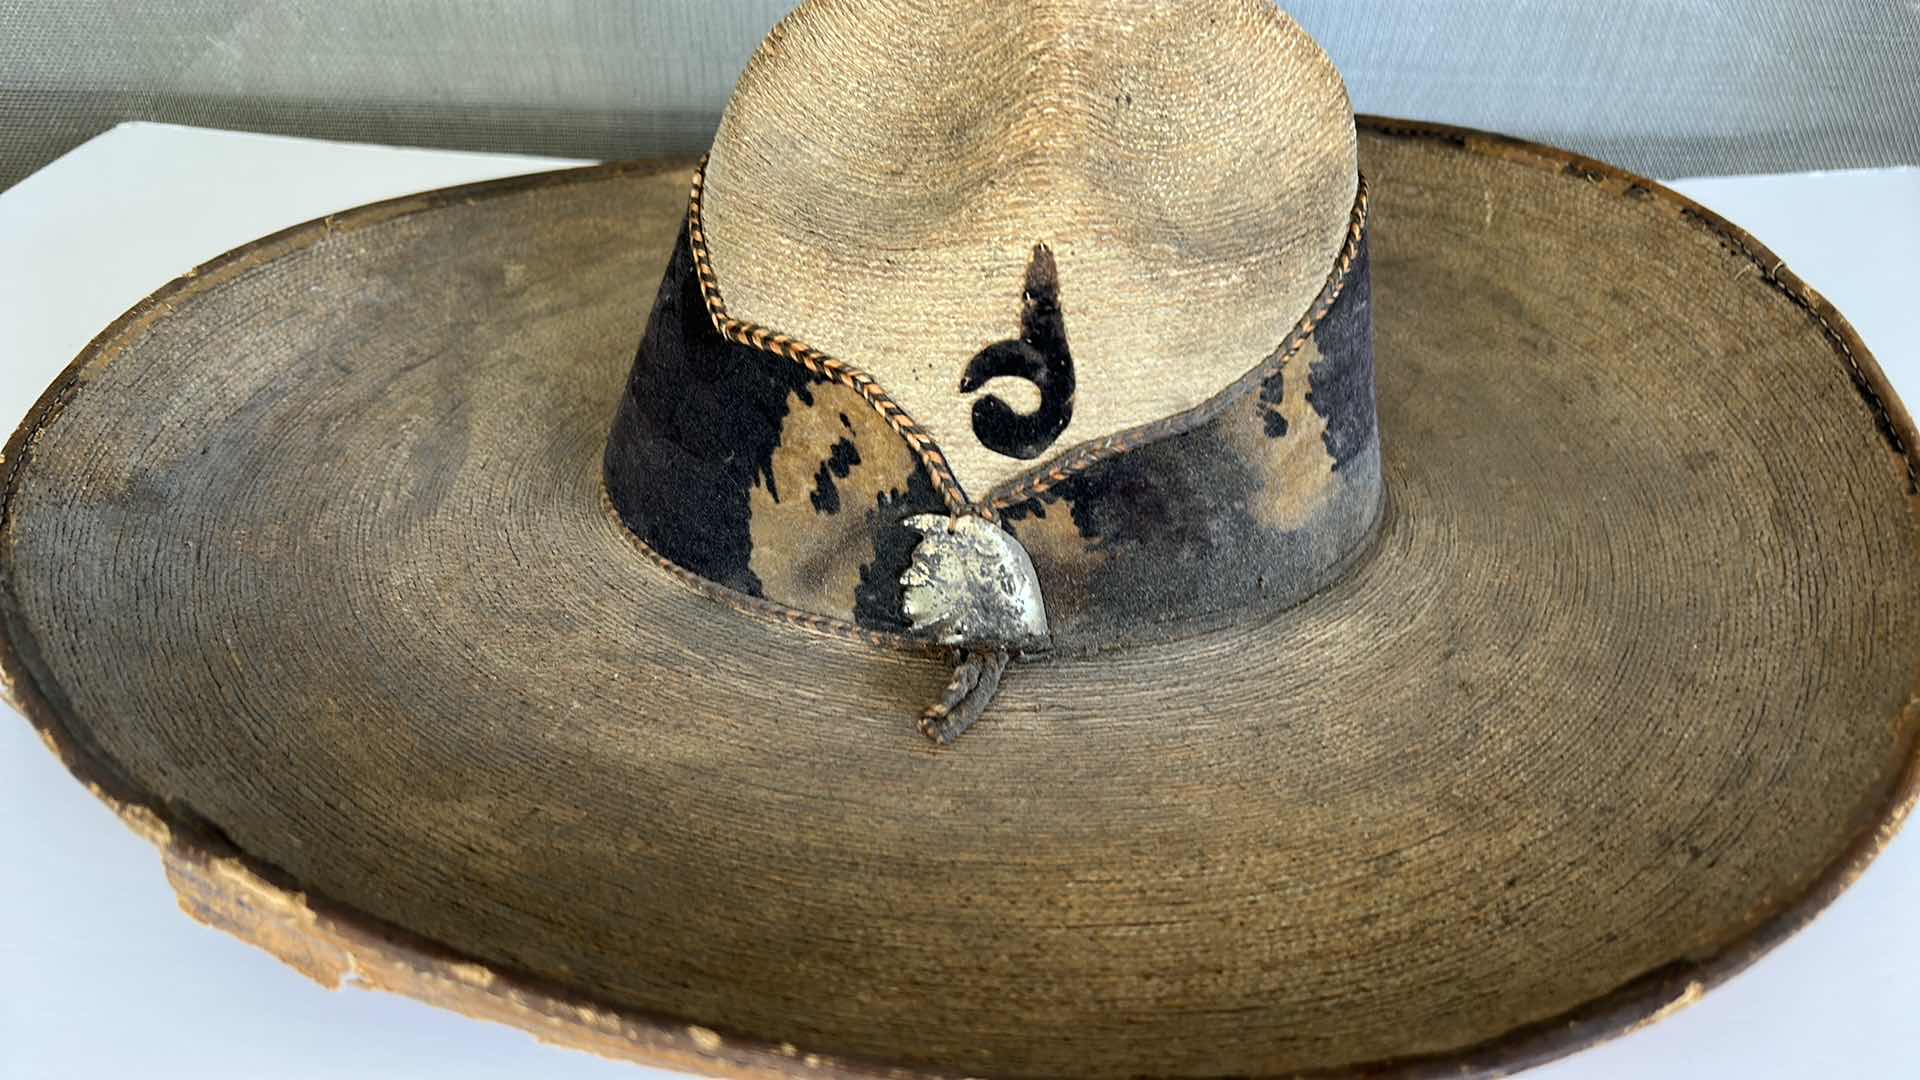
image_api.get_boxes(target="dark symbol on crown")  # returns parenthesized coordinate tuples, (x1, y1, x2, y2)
(960, 244, 1076, 460)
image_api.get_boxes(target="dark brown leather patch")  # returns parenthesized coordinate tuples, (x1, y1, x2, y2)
(961, 244, 1076, 461)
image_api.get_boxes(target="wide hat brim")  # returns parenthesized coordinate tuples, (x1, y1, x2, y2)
(5, 118, 1918, 1079)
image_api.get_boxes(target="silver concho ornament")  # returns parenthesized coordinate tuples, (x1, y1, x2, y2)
(899, 514, 1050, 652)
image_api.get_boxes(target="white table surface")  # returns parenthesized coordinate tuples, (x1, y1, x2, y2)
(2, 123, 1916, 1079)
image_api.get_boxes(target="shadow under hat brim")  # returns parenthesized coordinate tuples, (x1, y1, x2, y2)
(4, 120, 1917, 1079)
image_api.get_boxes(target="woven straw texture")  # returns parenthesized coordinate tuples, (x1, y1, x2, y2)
(4, 123, 1916, 1076)
(702, 0, 1356, 493)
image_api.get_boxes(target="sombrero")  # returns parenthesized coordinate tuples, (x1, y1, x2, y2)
(5, 1, 1917, 1076)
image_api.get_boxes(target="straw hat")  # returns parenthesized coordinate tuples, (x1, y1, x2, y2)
(5, 1, 1916, 1076)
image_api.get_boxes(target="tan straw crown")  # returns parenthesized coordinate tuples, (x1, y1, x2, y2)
(702, 0, 1359, 494)
(607, 0, 1384, 738)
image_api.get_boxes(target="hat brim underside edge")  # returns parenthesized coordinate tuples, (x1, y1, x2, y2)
(0, 118, 1916, 1079)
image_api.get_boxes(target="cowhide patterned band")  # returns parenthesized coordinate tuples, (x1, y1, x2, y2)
(604, 169, 1379, 736)
(991, 191, 1381, 647)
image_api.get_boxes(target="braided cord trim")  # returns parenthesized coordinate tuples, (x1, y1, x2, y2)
(686, 160, 970, 513)
(986, 178, 1371, 512)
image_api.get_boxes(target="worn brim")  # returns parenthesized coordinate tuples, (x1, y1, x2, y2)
(4, 119, 1917, 1079)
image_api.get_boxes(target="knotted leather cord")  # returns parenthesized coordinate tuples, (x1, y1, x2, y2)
(918, 646, 1012, 745)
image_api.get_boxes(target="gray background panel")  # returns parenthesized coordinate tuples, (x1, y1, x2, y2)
(3, 0, 1917, 190)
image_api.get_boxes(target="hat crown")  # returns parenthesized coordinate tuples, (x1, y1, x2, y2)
(606, 0, 1381, 679)
(701, 0, 1359, 494)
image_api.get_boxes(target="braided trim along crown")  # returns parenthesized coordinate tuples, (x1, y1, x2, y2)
(686, 160, 971, 513)
(684, 157, 1372, 523)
